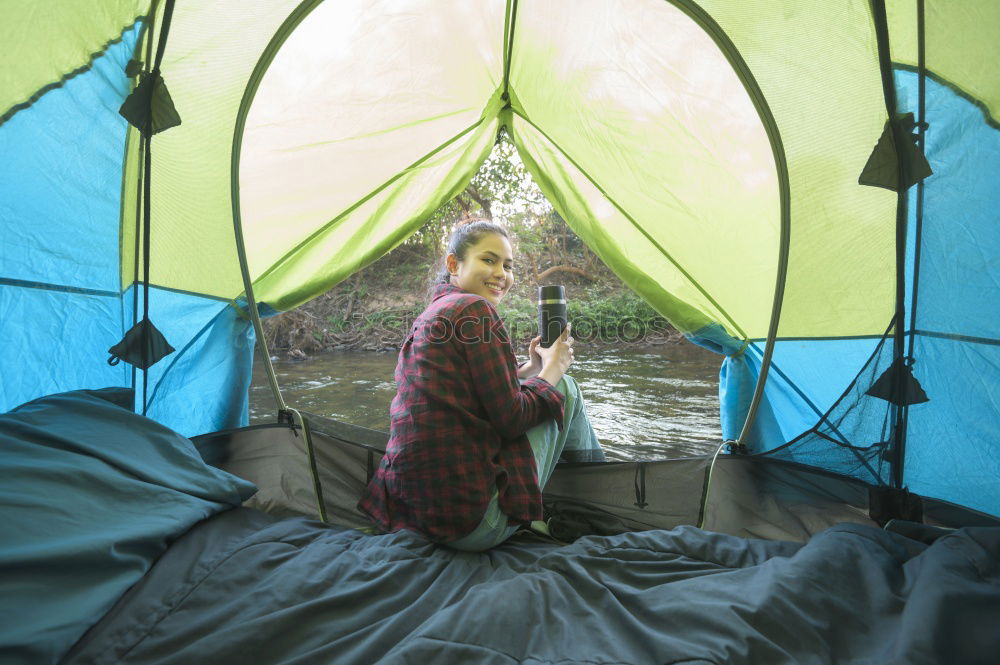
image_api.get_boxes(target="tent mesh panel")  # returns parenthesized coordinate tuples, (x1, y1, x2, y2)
(757, 331, 899, 487)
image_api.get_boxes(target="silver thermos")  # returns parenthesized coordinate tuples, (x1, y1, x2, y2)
(538, 285, 567, 348)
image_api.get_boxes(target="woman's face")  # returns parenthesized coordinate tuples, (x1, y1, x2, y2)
(447, 232, 515, 304)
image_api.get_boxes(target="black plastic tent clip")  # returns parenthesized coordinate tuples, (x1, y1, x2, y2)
(107, 318, 174, 370)
(859, 112, 932, 191)
(118, 70, 181, 137)
(865, 357, 929, 406)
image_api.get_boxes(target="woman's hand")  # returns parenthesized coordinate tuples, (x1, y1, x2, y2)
(536, 323, 574, 388)
(517, 336, 543, 379)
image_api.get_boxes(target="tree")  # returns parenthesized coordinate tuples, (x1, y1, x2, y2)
(406, 132, 604, 286)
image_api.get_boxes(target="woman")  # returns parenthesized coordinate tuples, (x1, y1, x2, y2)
(358, 221, 604, 551)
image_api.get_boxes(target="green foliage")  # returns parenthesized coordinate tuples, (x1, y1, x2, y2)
(496, 289, 672, 347)
(567, 289, 670, 344)
(470, 135, 548, 217)
(494, 292, 537, 341)
(326, 313, 349, 332)
(400, 133, 569, 279)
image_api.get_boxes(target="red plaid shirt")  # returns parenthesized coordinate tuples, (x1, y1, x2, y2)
(357, 283, 565, 541)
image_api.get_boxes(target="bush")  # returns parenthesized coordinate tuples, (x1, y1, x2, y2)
(496, 289, 674, 348)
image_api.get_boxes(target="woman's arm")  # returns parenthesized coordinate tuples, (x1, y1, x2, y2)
(462, 303, 566, 439)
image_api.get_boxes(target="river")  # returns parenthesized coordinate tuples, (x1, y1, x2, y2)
(249, 343, 723, 461)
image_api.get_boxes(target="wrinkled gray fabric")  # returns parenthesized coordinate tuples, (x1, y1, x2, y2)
(62, 509, 1000, 665)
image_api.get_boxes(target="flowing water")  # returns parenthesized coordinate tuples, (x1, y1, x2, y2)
(250, 344, 723, 461)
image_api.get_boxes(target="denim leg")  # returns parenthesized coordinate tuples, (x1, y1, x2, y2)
(445, 491, 519, 552)
(527, 375, 605, 483)
(445, 375, 604, 552)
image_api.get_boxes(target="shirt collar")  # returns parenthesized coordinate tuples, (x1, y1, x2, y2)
(431, 282, 465, 302)
(431, 283, 501, 315)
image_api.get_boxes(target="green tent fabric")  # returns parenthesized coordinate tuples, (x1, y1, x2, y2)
(1, 0, 997, 517)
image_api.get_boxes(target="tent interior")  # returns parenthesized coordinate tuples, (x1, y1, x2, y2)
(2, 1, 998, 664)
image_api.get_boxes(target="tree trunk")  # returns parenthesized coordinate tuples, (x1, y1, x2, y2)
(526, 252, 540, 286)
(463, 185, 493, 220)
(536, 264, 594, 282)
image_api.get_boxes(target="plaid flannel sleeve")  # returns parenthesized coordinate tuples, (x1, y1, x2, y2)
(460, 301, 565, 439)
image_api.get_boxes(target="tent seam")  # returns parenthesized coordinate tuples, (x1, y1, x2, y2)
(892, 63, 1000, 130)
(501, 0, 518, 101)
(0, 16, 147, 129)
(911, 329, 1000, 347)
(0, 277, 117, 298)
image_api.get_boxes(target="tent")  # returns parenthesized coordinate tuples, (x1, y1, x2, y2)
(2, 2, 1000, 661)
(3, 0, 996, 517)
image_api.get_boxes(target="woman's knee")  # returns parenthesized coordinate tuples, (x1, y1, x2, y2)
(557, 374, 581, 397)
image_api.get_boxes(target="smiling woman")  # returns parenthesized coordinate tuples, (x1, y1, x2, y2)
(357, 219, 606, 551)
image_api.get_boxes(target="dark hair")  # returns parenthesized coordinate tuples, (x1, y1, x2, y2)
(433, 220, 511, 286)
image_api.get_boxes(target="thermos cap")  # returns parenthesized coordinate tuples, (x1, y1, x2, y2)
(538, 285, 565, 304)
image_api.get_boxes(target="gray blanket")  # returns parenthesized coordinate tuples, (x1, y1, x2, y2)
(62, 508, 1000, 665)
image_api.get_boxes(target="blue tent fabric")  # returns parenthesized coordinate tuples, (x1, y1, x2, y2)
(136, 288, 256, 436)
(0, 23, 141, 293)
(0, 21, 254, 438)
(907, 335, 1000, 515)
(719, 338, 883, 447)
(758, 335, 899, 488)
(0, 285, 129, 411)
(710, 68, 1000, 515)
(895, 70, 1000, 516)
(145, 310, 256, 434)
(768, 339, 880, 433)
(0, 24, 137, 415)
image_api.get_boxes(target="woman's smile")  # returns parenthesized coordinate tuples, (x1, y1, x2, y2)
(484, 280, 505, 296)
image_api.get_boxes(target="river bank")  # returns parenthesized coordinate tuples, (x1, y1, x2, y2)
(262, 249, 685, 359)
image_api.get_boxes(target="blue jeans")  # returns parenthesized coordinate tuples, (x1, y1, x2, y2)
(446, 375, 604, 551)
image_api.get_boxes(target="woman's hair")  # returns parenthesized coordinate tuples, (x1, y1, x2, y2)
(433, 220, 511, 286)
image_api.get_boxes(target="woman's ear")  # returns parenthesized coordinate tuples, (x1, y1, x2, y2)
(445, 253, 458, 276)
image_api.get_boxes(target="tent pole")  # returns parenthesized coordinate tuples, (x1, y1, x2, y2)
(228, 0, 325, 416)
(230, 212, 287, 414)
(871, 0, 912, 491)
(907, 0, 926, 364)
(901, 0, 928, 490)
(667, 2, 793, 449)
(634, 2, 789, 450)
